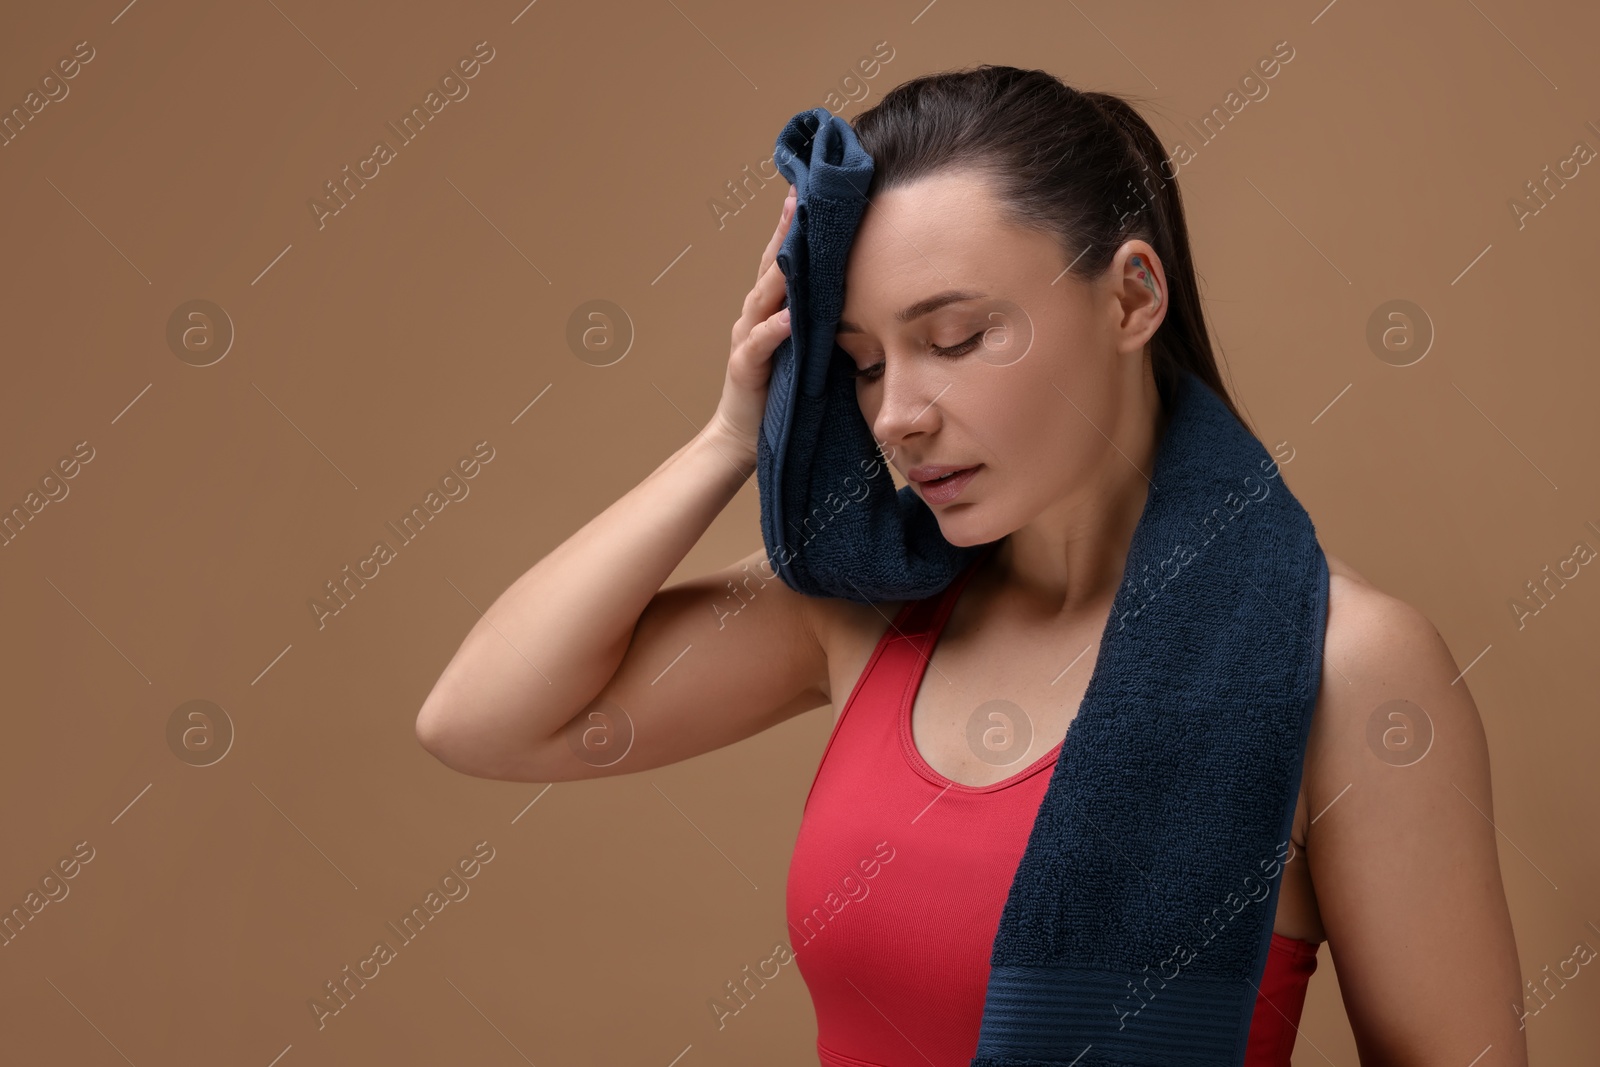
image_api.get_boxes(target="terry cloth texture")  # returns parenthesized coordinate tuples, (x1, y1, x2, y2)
(757, 106, 991, 602)
(969, 366, 1330, 1067)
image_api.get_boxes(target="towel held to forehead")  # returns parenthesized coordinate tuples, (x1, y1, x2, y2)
(755, 106, 1331, 1066)
(757, 106, 988, 603)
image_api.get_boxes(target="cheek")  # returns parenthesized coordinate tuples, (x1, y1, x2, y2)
(982, 363, 1055, 443)
(853, 384, 880, 427)
(986, 374, 1097, 487)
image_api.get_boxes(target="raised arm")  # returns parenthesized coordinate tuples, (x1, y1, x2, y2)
(414, 185, 830, 783)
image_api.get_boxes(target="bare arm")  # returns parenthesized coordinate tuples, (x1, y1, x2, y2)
(415, 184, 817, 782)
(1303, 574, 1528, 1065)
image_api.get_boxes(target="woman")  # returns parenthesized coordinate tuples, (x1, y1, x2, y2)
(416, 67, 1528, 1066)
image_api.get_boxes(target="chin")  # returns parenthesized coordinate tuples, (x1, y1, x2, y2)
(935, 496, 1026, 549)
(934, 509, 995, 548)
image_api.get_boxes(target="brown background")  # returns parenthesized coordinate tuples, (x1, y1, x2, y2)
(1, 0, 1596, 1063)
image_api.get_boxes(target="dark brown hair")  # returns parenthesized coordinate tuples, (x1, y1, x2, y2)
(850, 64, 1249, 430)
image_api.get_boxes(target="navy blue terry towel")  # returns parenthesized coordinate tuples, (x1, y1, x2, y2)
(970, 366, 1329, 1066)
(757, 107, 989, 602)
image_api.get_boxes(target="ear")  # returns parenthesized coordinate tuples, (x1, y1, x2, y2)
(1111, 242, 1167, 355)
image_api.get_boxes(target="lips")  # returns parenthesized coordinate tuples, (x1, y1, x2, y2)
(908, 464, 979, 484)
(912, 463, 981, 505)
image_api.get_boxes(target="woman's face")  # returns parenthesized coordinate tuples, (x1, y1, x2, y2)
(834, 168, 1163, 548)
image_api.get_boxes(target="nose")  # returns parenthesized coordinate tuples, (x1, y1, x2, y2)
(868, 355, 948, 454)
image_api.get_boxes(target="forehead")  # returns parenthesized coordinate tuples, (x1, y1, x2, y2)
(849, 171, 1005, 270)
(841, 170, 1060, 317)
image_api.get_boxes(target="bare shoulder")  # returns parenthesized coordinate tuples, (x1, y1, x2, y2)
(1310, 550, 1480, 754)
(1317, 550, 1466, 701)
(794, 578, 910, 711)
(1296, 548, 1486, 852)
(718, 547, 909, 710)
(1301, 565, 1525, 1059)
(1323, 549, 1412, 634)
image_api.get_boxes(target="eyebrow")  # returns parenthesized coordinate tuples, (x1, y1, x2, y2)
(835, 289, 987, 335)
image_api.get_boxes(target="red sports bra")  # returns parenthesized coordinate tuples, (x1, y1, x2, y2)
(786, 555, 1320, 1066)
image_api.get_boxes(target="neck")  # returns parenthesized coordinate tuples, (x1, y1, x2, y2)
(988, 355, 1166, 620)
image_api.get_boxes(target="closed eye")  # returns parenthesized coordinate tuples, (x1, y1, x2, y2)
(850, 331, 985, 383)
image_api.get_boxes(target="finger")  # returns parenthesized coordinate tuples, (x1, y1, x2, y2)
(756, 185, 797, 283)
(755, 193, 795, 283)
(761, 305, 794, 357)
(768, 303, 793, 336)
(732, 259, 789, 351)
(743, 258, 788, 324)
(736, 306, 794, 373)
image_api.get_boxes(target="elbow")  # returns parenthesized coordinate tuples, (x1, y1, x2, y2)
(414, 669, 484, 772)
(414, 702, 453, 766)
(414, 697, 477, 775)
(413, 699, 549, 783)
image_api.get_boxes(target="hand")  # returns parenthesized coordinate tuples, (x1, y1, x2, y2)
(707, 184, 796, 463)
